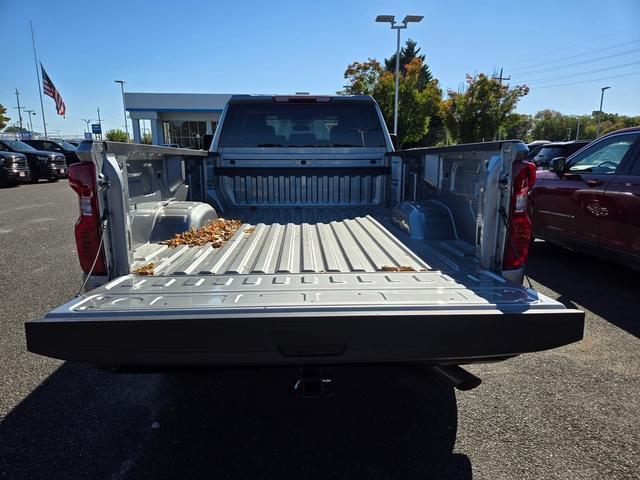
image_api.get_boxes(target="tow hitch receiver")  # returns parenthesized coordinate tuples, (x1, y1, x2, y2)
(430, 365, 482, 391)
(291, 367, 334, 398)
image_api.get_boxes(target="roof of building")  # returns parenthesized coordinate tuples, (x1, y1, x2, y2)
(123, 92, 233, 112)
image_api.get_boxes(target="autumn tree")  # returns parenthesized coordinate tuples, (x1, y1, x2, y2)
(339, 59, 384, 96)
(0, 104, 10, 131)
(373, 58, 442, 147)
(384, 39, 433, 89)
(441, 74, 529, 143)
(339, 40, 443, 147)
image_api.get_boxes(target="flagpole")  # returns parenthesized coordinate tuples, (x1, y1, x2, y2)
(30, 21, 48, 138)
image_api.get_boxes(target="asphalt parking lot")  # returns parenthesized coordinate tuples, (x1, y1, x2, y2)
(0, 180, 638, 480)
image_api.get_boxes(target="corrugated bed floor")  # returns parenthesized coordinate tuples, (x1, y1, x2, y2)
(132, 207, 432, 276)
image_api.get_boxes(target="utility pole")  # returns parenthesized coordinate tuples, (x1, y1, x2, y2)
(567, 127, 572, 141)
(492, 68, 511, 85)
(14, 89, 26, 140)
(25, 109, 36, 134)
(96, 106, 103, 140)
(575, 117, 581, 140)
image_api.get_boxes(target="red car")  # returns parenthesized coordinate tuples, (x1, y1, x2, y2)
(529, 127, 640, 270)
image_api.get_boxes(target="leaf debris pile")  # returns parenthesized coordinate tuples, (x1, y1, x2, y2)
(380, 265, 426, 272)
(161, 219, 243, 249)
(132, 262, 156, 276)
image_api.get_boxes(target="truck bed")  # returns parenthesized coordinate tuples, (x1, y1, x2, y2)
(132, 207, 443, 276)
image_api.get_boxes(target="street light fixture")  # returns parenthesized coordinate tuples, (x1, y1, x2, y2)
(375, 14, 424, 136)
(82, 118, 92, 134)
(595, 86, 611, 138)
(24, 110, 37, 134)
(114, 80, 129, 140)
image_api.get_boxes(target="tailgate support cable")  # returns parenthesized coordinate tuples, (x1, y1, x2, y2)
(75, 211, 109, 297)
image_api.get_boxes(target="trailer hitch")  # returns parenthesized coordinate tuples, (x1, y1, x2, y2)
(291, 367, 334, 398)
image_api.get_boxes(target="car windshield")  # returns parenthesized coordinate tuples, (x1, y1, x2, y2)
(534, 147, 564, 160)
(59, 141, 77, 150)
(2, 140, 37, 152)
(218, 101, 387, 148)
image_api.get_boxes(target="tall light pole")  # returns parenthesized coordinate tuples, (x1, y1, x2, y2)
(114, 80, 129, 140)
(25, 109, 36, 134)
(375, 14, 424, 136)
(595, 86, 611, 138)
(82, 118, 92, 134)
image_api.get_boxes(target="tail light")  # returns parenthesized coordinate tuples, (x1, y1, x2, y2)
(503, 160, 536, 270)
(68, 162, 107, 275)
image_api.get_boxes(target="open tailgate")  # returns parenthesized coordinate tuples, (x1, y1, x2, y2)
(26, 270, 584, 366)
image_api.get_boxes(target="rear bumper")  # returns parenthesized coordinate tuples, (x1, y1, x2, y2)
(25, 309, 584, 366)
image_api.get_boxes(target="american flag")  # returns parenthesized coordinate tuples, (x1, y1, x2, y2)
(41, 64, 66, 116)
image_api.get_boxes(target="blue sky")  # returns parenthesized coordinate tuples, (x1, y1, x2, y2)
(1, 0, 639, 136)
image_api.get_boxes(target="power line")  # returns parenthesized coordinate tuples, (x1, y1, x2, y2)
(528, 70, 640, 89)
(523, 60, 640, 85)
(508, 38, 640, 73)
(511, 48, 640, 78)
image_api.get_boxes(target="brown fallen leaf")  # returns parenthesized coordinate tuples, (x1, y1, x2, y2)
(244, 227, 255, 234)
(380, 265, 416, 272)
(161, 218, 242, 248)
(397, 266, 416, 272)
(132, 262, 155, 276)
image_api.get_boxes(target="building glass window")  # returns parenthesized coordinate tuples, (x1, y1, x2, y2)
(161, 121, 207, 149)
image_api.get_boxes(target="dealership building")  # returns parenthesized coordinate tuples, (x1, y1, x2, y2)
(123, 93, 233, 148)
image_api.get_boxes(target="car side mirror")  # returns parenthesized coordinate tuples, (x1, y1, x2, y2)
(389, 133, 398, 150)
(550, 157, 566, 174)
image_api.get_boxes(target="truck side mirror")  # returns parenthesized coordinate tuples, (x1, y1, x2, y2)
(389, 134, 398, 150)
(550, 157, 566, 174)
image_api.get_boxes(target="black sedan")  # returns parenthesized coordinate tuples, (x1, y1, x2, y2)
(23, 139, 80, 167)
(0, 139, 67, 182)
(0, 150, 31, 185)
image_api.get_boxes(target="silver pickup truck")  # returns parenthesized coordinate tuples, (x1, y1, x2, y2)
(26, 95, 583, 384)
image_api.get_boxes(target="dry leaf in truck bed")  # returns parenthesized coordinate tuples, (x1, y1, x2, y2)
(160, 218, 242, 248)
(132, 262, 155, 276)
(380, 265, 416, 272)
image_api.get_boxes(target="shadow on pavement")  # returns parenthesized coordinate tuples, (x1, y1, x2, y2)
(0, 364, 471, 479)
(526, 241, 640, 337)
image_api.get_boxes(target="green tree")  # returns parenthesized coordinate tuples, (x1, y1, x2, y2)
(441, 74, 529, 143)
(3, 125, 28, 134)
(373, 58, 442, 148)
(141, 131, 153, 144)
(0, 104, 10, 131)
(339, 59, 384, 95)
(106, 129, 129, 142)
(502, 113, 533, 142)
(384, 39, 433, 89)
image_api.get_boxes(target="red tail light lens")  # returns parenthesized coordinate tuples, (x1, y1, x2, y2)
(68, 162, 107, 275)
(503, 160, 536, 270)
